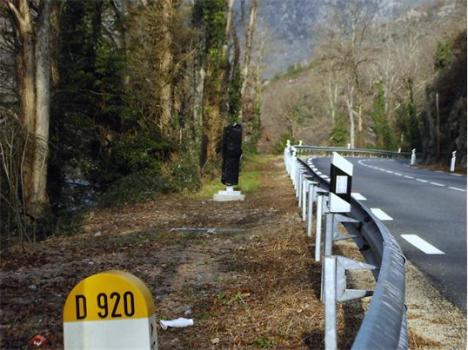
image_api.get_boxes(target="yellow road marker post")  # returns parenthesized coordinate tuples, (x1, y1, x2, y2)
(63, 270, 158, 349)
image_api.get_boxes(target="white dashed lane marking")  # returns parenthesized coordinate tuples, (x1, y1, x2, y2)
(351, 193, 367, 201)
(449, 186, 466, 192)
(430, 182, 444, 187)
(404, 175, 414, 179)
(370, 208, 393, 221)
(401, 234, 445, 255)
(416, 179, 428, 183)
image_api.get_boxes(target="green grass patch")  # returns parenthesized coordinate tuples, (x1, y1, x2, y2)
(253, 336, 276, 348)
(187, 154, 272, 199)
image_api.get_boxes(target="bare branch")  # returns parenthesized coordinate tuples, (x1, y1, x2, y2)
(5, 0, 25, 29)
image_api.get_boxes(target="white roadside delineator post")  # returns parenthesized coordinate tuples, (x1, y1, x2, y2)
(324, 153, 353, 258)
(63, 270, 158, 350)
(410, 149, 416, 166)
(450, 151, 456, 172)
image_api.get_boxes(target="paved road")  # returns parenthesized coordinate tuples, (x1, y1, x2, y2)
(309, 156, 467, 310)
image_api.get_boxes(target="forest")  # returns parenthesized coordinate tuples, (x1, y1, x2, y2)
(0, 0, 261, 244)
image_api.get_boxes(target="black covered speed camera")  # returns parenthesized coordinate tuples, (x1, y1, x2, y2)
(221, 123, 243, 186)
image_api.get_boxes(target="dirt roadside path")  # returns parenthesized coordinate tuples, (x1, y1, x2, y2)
(1, 155, 464, 349)
(1, 156, 336, 349)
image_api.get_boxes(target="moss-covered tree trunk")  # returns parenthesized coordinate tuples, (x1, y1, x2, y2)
(194, 0, 229, 175)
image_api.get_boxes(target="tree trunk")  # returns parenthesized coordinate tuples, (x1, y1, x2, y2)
(194, 67, 205, 167)
(240, 0, 257, 107)
(225, 0, 235, 38)
(327, 78, 337, 125)
(9, 0, 36, 216)
(159, 0, 173, 135)
(31, 0, 51, 218)
(7, 0, 51, 218)
(346, 96, 356, 149)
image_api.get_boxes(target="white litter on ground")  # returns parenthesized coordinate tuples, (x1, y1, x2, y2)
(160, 318, 194, 330)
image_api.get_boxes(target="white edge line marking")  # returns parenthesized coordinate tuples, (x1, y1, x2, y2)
(370, 208, 393, 221)
(401, 234, 444, 254)
(449, 186, 466, 192)
(416, 178, 428, 183)
(404, 175, 414, 179)
(351, 192, 367, 200)
(430, 182, 444, 187)
(394, 173, 402, 176)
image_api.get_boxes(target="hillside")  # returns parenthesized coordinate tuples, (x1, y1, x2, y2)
(256, 0, 437, 78)
(258, 68, 332, 153)
(257, 0, 466, 164)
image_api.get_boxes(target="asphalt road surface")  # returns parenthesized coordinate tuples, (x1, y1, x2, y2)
(309, 156, 467, 310)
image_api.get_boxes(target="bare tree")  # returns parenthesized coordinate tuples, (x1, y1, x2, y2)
(4, 0, 53, 218)
(319, 0, 379, 147)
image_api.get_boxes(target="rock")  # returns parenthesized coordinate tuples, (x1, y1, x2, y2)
(211, 338, 220, 345)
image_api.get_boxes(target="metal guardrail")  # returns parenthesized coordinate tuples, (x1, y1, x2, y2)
(294, 145, 416, 158)
(284, 145, 407, 349)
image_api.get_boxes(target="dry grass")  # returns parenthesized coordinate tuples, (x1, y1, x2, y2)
(3, 155, 461, 349)
(2, 156, 350, 349)
(408, 330, 443, 349)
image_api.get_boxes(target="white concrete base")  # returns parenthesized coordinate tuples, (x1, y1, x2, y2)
(213, 186, 245, 201)
(64, 315, 158, 350)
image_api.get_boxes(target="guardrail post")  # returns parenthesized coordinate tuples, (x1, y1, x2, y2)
(450, 151, 456, 172)
(315, 195, 324, 261)
(324, 256, 337, 350)
(291, 148, 297, 185)
(307, 182, 315, 238)
(297, 167, 304, 201)
(284, 146, 290, 174)
(410, 149, 416, 165)
(315, 190, 328, 262)
(293, 158, 299, 190)
(324, 213, 334, 256)
(298, 170, 305, 206)
(324, 255, 375, 350)
(302, 178, 309, 221)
